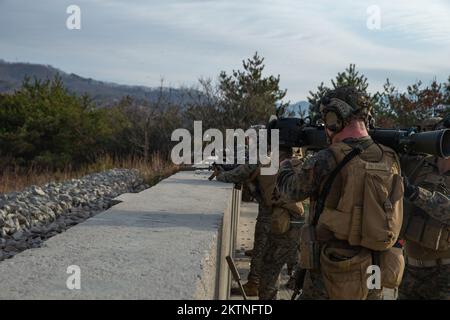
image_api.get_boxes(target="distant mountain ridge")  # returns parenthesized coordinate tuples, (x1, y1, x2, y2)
(0, 60, 312, 113)
(0, 60, 189, 106)
(287, 100, 310, 117)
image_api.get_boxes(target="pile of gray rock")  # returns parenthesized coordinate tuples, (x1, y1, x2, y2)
(0, 169, 148, 261)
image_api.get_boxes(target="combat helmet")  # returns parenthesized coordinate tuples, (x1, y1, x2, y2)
(319, 86, 372, 133)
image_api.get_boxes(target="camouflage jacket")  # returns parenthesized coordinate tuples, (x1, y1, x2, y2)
(401, 155, 450, 226)
(401, 154, 450, 259)
(276, 148, 335, 203)
(216, 163, 259, 184)
(276, 136, 375, 221)
(413, 187, 450, 226)
(216, 159, 304, 220)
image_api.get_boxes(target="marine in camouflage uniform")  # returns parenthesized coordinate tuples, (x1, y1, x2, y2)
(258, 149, 305, 300)
(216, 163, 270, 296)
(277, 140, 364, 300)
(399, 117, 450, 300)
(276, 86, 404, 300)
(258, 216, 304, 300)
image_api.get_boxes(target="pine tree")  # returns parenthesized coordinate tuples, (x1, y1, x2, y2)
(218, 52, 289, 130)
(307, 82, 328, 122)
(307, 64, 370, 119)
(331, 64, 369, 93)
(372, 78, 399, 127)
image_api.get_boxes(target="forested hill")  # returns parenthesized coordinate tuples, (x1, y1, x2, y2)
(0, 60, 189, 106)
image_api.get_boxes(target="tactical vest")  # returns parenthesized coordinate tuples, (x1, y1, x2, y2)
(402, 156, 450, 260)
(254, 160, 304, 234)
(253, 159, 304, 214)
(316, 141, 404, 251)
(300, 140, 405, 298)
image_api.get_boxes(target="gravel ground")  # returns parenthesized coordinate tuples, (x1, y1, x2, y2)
(0, 169, 148, 261)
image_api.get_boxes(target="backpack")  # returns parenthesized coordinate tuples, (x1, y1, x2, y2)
(317, 141, 404, 251)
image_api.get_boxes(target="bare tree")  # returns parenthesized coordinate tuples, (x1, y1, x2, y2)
(122, 78, 182, 161)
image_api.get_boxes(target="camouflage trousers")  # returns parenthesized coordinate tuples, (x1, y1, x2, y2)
(300, 270, 328, 300)
(399, 263, 450, 300)
(247, 213, 271, 284)
(259, 226, 302, 300)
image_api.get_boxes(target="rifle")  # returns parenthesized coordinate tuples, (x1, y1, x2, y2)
(226, 256, 247, 300)
(207, 162, 241, 181)
(270, 117, 450, 158)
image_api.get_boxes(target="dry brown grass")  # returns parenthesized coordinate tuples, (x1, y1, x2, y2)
(0, 153, 178, 194)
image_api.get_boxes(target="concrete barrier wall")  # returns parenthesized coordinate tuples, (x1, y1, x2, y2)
(217, 187, 241, 300)
(0, 171, 239, 299)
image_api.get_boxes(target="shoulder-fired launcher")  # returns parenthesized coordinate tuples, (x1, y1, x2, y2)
(270, 117, 450, 158)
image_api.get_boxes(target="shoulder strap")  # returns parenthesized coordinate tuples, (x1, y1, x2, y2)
(312, 139, 372, 226)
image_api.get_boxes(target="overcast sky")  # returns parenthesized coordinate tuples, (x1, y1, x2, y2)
(1, 0, 449, 101)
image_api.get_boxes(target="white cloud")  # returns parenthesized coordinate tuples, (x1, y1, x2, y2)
(0, 0, 449, 101)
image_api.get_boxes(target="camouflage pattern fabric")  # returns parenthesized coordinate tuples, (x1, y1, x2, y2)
(259, 224, 302, 300)
(286, 244, 300, 275)
(277, 137, 376, 204)
(399, 264, 450, 300)
(400, 154, 450, 300)
(216, 163, 270, 284)
(300, 270, 328, 300)
(277, 148, 336, 203)
(276, 146, 337, 300)
(412, 186, 450, 225)
(248, 215, 271, 284)
(216, 163, 259, 184)
(401, 155, 450, 226)
(276, 136, 396, 300)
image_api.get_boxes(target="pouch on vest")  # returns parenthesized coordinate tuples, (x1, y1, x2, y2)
(379, 247, 405, 289)
(320, 244, 372, 300)
(299, 224, 321, 270)
(271, 207, 291, 235)
(402, 212, 450, 251)
(361, 169, 404, 251)
(317, 206, 360, 243)
(319, 143, 404, 252)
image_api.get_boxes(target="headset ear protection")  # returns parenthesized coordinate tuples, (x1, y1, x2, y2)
(324, 110, 343, 133)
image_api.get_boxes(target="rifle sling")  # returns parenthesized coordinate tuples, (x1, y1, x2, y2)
(312, 140, 372, 226)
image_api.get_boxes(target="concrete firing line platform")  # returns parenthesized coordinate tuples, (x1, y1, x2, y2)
(0, 171, 235, 300)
